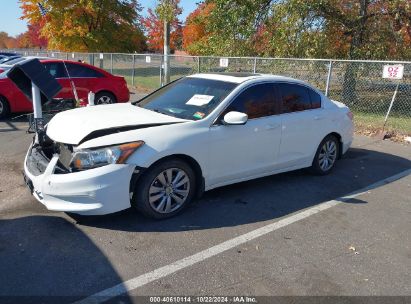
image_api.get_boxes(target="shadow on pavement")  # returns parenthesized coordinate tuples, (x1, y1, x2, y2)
(0, 215, 132, 304)
(0, 120, 21, 133)
(0, 113, 32, 133)
(75, 147, 411, 232)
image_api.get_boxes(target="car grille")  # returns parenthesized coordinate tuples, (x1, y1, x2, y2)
(26, 142, 72, 176)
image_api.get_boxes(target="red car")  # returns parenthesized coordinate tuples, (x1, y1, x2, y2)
(0, 59, 130, 118)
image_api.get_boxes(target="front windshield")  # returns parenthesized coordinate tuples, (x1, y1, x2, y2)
(138, 77, 238, 120)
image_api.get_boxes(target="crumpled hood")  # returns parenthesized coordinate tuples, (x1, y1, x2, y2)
(46, 103, 187, 145)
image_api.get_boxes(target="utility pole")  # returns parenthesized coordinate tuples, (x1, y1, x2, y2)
(158, 0, 173, 85)
(164, 18, 170, 84)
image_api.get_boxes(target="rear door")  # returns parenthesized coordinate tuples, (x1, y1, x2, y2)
(208, 82, 282, 186)
(276, 82, 324, 169)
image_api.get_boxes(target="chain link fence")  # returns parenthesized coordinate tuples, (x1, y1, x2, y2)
(5, 49, 411, 136)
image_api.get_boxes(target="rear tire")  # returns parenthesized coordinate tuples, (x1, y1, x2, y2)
(310, 135, 339, 175)
(94, 92, 116, 105)
(132, 159, 196, 219)
(0, 96, 10, 119)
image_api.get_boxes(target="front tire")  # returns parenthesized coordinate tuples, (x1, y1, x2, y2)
(0, 96, 10, 119)
(310, 135, 339, 175)
(95, 92, 116, 105)
(132, 159, 196, 219)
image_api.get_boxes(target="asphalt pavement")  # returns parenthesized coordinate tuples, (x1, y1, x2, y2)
(0, 118, 410, 304)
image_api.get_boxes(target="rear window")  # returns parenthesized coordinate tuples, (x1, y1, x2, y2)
(278, 83, 322, 113)
(309, 89, 322, 109)
(66, 63, 104, 78)
(279, 83, 312, 113)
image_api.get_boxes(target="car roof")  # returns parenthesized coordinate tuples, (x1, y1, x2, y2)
(0, 56, 49, 66)
(188, 72, 306, 85)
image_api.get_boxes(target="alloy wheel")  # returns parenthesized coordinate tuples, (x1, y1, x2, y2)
(318, 140, 337, 171)
(148, 168, 190, 214)
(96, 95, 112, 104)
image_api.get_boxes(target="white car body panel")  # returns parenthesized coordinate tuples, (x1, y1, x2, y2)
(24, 74, 353, 215)
(24, 152, 135, 215)
(208, 115, 282, 186)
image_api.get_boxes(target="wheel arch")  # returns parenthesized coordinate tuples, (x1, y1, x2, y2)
(131, 153, 205, 200)
(0, 94, 11, 116)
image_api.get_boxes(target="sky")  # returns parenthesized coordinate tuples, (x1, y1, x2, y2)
(0, 0, 198, 37)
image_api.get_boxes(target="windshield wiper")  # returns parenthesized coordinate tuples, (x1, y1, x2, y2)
(151, 108, 175, 117)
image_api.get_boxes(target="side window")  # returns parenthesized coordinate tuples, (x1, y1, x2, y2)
(309, 89, 322, 109)
(43, 62, 67, 78)
(279, 83, 312, 113)
(66, 63, 103, 78)
(223, 83, 279, 120)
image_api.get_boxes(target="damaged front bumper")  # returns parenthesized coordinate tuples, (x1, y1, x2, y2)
(23, 143, 135, 215)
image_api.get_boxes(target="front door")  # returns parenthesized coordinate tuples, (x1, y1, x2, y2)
(208, 82, 282, 187)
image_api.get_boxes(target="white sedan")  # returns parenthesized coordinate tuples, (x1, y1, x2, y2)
(24, 73, 353, 219)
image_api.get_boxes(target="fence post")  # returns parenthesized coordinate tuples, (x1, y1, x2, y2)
(110, 53, 113, 74)
(197, 56, 200, 73)
(253, 57, 257, 73)
(132, 54, 136, 87)
(325, 60, 333, 97)
(384, 82, 400, 128)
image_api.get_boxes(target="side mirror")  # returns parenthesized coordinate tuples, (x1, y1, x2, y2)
(223, 111, 248, 125)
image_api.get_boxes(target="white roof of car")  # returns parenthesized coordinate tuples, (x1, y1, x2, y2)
(188, 73, 302, 84)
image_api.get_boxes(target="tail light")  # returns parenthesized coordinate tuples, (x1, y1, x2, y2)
(347, 111, 354, 121)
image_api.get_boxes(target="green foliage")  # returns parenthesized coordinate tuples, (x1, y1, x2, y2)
(186, 0, 411, 60)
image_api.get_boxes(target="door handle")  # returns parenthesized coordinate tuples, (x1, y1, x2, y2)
(265, 124, 280, 130)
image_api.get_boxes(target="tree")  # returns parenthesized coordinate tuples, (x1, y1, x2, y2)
(256, 0, 328, 58)
(308, 0, 402, 103)
(182, 2, 215, 55)
(19, 0, 147, 52)
(194, 0, 410, 60)
(141, 0, 182, 52)
(26, 22, 48, 49)
(205, 0, 277, 56)
(0, 32, 18, 49)
(15, 32, 32, 48)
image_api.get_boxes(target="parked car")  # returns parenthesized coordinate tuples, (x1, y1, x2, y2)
(0, 55, 21, 64)
(0, 52, 18, 57)
(23, 73, 353, 219)
(0, 56, 51, 73)
(0, 59, 130, 118)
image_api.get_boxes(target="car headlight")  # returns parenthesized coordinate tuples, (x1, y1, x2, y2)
(70, 141, 144, 170)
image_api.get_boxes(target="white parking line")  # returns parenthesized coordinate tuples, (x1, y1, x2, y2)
(73, 168, 411, 304)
